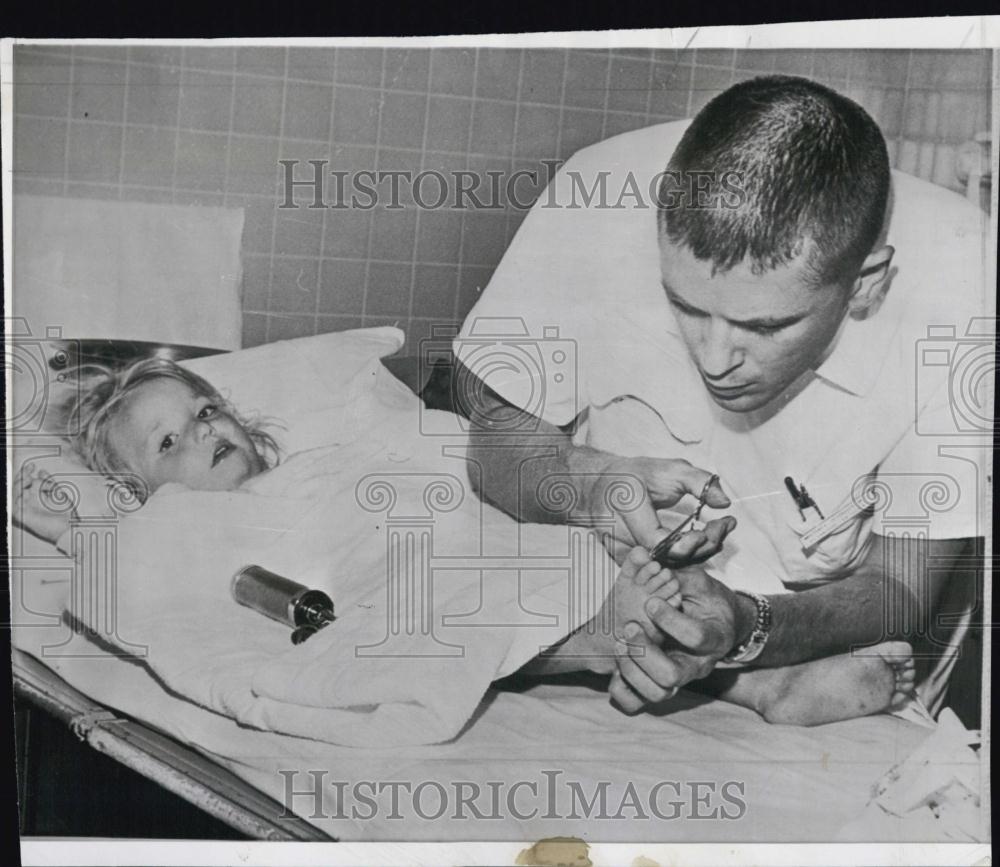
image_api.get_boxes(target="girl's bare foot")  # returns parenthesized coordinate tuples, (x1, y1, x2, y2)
(607, 546, 683, 639)
(517, 546, 683, 678)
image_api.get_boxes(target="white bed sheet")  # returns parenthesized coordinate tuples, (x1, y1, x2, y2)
(13, 540, 964, 843)
(8, 329, 982, 842)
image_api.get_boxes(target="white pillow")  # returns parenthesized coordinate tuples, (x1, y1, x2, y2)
(13, 327, 413, 514)
(184, 326, 412, 457)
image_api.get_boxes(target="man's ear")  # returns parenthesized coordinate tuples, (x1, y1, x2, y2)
(848, 245, 895, 315)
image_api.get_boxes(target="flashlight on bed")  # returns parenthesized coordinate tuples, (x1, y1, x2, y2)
(231, 565, 335, 645)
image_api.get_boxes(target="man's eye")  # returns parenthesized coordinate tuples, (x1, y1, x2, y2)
(197, 404, 217, 419)
(669, 300, 703, 317)
(747, 323, 785, 336)
(159, 434, 176, 453)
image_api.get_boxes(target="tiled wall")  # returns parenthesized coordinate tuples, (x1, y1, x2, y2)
(12, 45, 994, 350)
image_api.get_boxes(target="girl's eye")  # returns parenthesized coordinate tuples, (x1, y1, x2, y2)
(197, 404, 217, 419)
(159, 434, 176, 453)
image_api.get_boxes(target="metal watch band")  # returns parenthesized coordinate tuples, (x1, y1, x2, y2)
(722, 590, 772, 665)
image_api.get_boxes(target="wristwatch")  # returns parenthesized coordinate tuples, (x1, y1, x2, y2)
(721, 590, 772, 666)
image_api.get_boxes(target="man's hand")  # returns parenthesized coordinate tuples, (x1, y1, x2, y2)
(588, 456, 736, 566)
(464, 371, 735, 565)
(609, 565, 754, 712)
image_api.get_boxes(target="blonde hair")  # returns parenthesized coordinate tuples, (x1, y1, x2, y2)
(64, 357, 279, 501)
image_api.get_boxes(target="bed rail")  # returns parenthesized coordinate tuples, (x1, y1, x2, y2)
(12, 647, 334, 841)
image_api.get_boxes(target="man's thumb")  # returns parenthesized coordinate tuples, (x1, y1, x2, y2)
(702, 475, 731, 508)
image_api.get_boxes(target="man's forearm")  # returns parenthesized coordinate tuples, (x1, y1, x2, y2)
(749, 569, 903, 666)
(461, 366, 624, 524)
(747, 535, 970, 667)
(467, 422, 622, 525)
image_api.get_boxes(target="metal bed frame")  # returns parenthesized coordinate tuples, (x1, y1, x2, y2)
(12, 646, 333, 841)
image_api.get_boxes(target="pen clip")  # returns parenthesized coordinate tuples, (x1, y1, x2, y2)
(784, 476, 806, 521)
(784, 475, 824, 521)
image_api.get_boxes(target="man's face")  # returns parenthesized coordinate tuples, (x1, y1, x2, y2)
(659, 237, 852, 413)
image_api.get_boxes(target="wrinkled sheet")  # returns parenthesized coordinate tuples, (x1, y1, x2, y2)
(8, 329, 983, 840)
(14, 613, 963, 841)
(61, 388, 617, 748)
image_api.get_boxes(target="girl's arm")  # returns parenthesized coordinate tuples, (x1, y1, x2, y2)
(13, 463, 78, 548)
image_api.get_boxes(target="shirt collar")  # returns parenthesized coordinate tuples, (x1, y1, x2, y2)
(616, 301, 713, 443)
(812, 309, 896, 397)
(628, 297, 890, 444)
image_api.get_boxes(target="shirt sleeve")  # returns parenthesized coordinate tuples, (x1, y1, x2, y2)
(453, 155, 593, 428)
(871, 380, 990, 540)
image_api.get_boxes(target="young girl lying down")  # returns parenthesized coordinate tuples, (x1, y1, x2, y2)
(14, 357, 916, 727)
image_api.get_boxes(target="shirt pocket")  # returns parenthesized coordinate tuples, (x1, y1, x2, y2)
(781, 495, 876, 583)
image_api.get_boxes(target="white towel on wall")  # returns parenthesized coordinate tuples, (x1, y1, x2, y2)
(12, 195, 244, 350)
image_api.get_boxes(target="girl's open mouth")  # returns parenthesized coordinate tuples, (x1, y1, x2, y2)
(212, 441, 235, 467)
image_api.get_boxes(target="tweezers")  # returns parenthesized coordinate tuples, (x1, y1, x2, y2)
(649, 473, 719, 566)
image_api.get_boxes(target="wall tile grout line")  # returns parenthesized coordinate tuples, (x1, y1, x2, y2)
(168, 47, 184, 206)
(599, 51, 614, 141)
(451, 48, 481, 336)
(115, 53, 131, 200)
(263, 48, 290, 342)
(219, 49, 239, 212)
(554, 49, 571, 160)
(895, 51, 916, 176)
(359, 50, 387, 327)
(684, 48, 696, 118)
(311, 48, 338, 338)
(643, 50, 656, 128)
(407, 49, 436, 340)
(500, 48, 528, 297)
(60, 47, 75, 196)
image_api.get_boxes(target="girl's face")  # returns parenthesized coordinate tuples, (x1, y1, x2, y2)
(107, 378, 264, 494)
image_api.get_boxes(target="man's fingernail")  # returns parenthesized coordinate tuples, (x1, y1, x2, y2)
(646, 598, 665, 616)
(624, 622, 641, 639)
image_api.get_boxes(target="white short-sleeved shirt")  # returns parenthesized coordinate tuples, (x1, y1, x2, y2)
(456, 121, 992, 714)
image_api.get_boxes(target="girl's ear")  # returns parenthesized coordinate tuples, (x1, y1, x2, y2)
(848, 245, 894, 316)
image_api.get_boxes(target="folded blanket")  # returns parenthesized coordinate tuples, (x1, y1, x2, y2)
(70, 377, 617, 747)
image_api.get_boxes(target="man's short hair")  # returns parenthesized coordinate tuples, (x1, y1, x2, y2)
(658, 75, 890, 287)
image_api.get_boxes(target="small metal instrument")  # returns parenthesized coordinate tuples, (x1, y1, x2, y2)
(231, 565, 335, 645)
(649, 473, 720, 567)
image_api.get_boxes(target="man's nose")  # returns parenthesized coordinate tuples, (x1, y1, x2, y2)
(698, 320, 743, 379)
